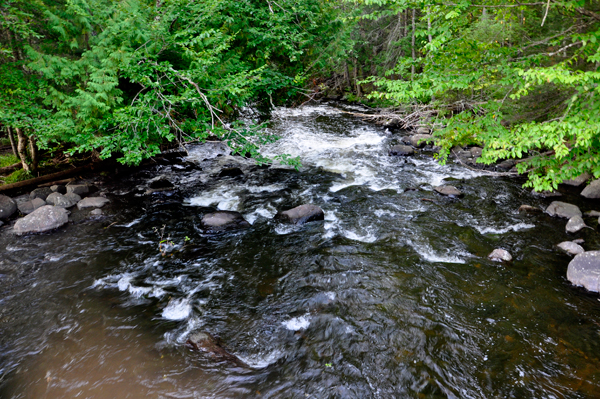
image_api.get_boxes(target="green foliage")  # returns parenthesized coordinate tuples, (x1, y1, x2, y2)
(0, 154, 19, 168)
(1, 0, 341, 165)
(3, 168, 32, 184)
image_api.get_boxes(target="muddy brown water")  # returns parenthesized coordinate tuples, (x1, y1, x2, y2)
(1, 103, 600, 398)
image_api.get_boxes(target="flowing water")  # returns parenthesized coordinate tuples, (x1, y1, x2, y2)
(1, 103, 600, 398)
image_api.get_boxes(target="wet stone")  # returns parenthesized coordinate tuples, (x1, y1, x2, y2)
(566, 216, 586, 234)
(66, 184, 90, 196)
(415, 127, 430, 135)
(30, 187, 53, 201)
(562, 172, 591, 187)
(46, 192, 77, 208)
(546, 201, 582, 219)
(532, 189, 562, 198)
(470, 147, 483, 157)
(408, 134, 433, 148)
(77, 197, 110, 210)
(584, 210, 600, 217)
(557, 241, 585, 256)
(497, 159, 516, 170)
(17, 198, 46, 215)
(50, 184, 67, 194)
(90, 208, 103, 216)
(0, 195, 17, 220)
(433, 185, 462, 197)
(64, 192, 82, 204)
(149, 177, 175, 189)
(518, 204, 540, 213)
(14, 205, 69, 235)
(218, 167, 244, 178)
(275, 204, 325, 225)
(201, 211, 250, 231)
(581, 179, 600, 199)
(389, 145, 414, 156)
(567, 251, 600, 293)
(488, 249, 512, 262)
(186, 331, 247, 367)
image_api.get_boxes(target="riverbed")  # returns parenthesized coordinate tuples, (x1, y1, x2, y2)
(1, 103, 600, 398)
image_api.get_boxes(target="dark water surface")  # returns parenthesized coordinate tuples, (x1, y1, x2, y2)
(2, 104, 600, 398)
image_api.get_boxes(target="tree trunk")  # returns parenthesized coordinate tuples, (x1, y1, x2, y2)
(353, 58, 361, 97)
(427, 7, 433, 43)
(411, 9, 416, 78)
(345, 63, 352, 93)
(15, 127, 31, 172)
(7, 127, 17, 157)
(29, 136, 38, 172)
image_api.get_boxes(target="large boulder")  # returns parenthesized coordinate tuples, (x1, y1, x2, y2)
(581, 179, 600, 199)
(433, 185, 463, 197)
(17, 198, 46, 215)
(562, 172, 591, 187)
(46, 192, 77, 208)
(567, 251, 600, 293)
(14, 205, 69, 235)
(389, 145, 414, 156)
(566, 215, 586, 234)
(409, 134, 433, 148)
(200, 211, 250, 231)
(488, 249, 512, 262)
(275, 204, 324, 225)
(77, 196, 110, 210)
(30, 187, 53, 201)
(0, 195, 17, 220)
(557, 241, 585, 256)
(545, 201, 582, 219)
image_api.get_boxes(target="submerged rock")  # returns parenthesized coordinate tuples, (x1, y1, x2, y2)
(46, 192, 77, 208)
(545, 201, 582, 219)
(30, 187, 53, 201)
(218, 167, 244, 178)
(532, 189, 562, 198)
(433, 185, 462, 197)
(17, 198, 46, 215)
(562, 172, 591, 187)
(566, 215, 586, 234)
(186, 331, 247, 367)
(0, 195, 17, 220)
(581, 179, 600, 199)
(389, 145, 414, 156)
(557, 241, 585, 256)
(149, 177, 175, 189)
(488, 249, 512, 262)
(77, 197, 110, 210)
(14, 205, 69, 235)
(567, 251, 600, 293)
(201, 211, 250, 231)
(518, 204, 540, 213)
(275, 204, 324, 225)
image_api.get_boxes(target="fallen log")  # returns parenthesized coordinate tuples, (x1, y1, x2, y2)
(0, 163, 98, 193)
(0, 162, 22, 175)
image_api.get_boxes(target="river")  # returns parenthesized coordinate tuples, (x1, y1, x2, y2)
(1, 103, 600, 398)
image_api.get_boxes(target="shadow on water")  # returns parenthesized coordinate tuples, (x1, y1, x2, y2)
(1, 103, 600, 398)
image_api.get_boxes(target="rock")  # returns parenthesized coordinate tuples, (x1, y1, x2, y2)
(497, 159, 516, 170)
(30, 187, 53, 201)
(433, 185, 463, 197)
(584, 210, 600, 217)
(90, 208, 103, 216)
(581, 179, 600, 199)
(389, 145, 414, 156)
(456, 149, 472, 159)
(518, 204, 540, 213)
(0, 195, 17, 220)
(17, 198, 46, 215)
(470, 147, 483, 157)
(557, 241, 585, 256)
(201, 211, 250, 231)
(400, 136, 412, 145)
(566, 215, 586, 233)
(66, 184, 90, 196)
(531, 189, 562, 198)
(13, 205, 69, 235)
(416, 127, 430, 135)
(275, 204, 325, 225)
(64, 192, 82, 203)
(0, 220, 3, 227)
(449, 146, 463, 157)
(77, 197, 110, 210)
(45, 192, 77, 208)
(218, 167, 244, 178)
(562, 172, 591, 187)
(546, 201, 582, 219)
(488, 249, 512, 262)
(567, 251, 600, 293)
(409, 134, 433, 148)
(149, 178, 174, 189)
(573, 238, 585, 244)
(186, 331, 247, 367)
(50, 184, 67, 194)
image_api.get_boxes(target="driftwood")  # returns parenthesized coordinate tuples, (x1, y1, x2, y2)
(0, 163, 97, 193)
(0, 162, 22, 175)
(37, 178, 76, 188)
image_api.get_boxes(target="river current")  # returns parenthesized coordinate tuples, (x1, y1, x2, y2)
(1, 103, 600, 398)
